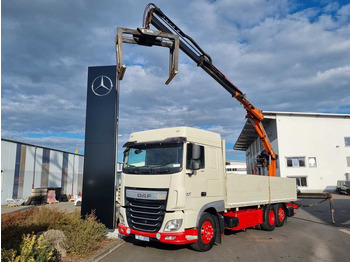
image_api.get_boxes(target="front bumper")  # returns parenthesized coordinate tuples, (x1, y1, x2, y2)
(118, 224, 198, 245)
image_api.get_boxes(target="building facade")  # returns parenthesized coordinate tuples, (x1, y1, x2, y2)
(234, 112, 350, 192)
(1, 139, 84, 205)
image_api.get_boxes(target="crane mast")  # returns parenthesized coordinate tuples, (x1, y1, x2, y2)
(144, 4, 277, 176)
(117, 3, 277, 176)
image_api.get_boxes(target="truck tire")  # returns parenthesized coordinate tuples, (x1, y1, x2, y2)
(275, 204, 286, 227)
(191, 212, 216, 252)
(261, 205, 276, 231)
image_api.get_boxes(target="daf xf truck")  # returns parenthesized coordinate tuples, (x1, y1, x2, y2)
(118, 126, 297, 251)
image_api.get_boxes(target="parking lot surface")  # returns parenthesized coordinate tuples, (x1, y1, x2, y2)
(102, 194, 350, 262)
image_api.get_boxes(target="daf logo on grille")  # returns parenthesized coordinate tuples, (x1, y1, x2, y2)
(91, 75, 113, 96)
(126, 189, 167, 200)
(137, 193, 152, 198)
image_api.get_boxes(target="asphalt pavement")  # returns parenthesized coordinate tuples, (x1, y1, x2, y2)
(101, 194, 350, 262)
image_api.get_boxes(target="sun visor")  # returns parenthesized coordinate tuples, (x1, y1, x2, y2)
(123, 137, 186, 147)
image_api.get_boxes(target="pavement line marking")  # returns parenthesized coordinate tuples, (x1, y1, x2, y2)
(338, 228, 350, 235)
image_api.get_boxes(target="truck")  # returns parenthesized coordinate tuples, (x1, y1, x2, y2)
(116, 4, 298, 251)
(118, 126, 298, 251)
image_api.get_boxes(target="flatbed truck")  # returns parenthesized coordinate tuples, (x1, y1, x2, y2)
(118, 127, 298, 251)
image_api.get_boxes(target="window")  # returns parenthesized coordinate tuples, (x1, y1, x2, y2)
(308, 157, 317, 168)
(186, 143, 205, 169)
(289, 176, 308, 187)
(345, 137, 350, 147)
(286, 157, 305, 167)
(123, 144, 183, 174)
(347, 156, 350, 167)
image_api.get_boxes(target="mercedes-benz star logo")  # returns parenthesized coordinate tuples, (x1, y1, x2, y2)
(91, 75, 113, 96)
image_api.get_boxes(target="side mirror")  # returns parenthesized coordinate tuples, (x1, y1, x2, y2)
(192, 144, 201, 160)
(192, 160, 200, 170)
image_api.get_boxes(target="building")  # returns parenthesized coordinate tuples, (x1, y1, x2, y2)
(1, 139, 84, 205)
(234, 111, 350, 192)
(226, 160, 247, 175)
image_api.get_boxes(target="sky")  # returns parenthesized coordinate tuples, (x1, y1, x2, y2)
(2, 0, 350, 162)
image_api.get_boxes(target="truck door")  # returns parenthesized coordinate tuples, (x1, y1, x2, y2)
(185, 143, 207, 199)
(184, 143, 223, 198)
(205, 146, 224, 197)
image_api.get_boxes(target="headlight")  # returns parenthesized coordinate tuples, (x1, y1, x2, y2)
(164, 219, 183, 232)
(119, 213, 125, 225)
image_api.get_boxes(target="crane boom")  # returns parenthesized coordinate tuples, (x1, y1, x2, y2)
(144, 4, 276, 176)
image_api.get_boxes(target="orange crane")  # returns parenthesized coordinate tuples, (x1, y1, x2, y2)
(117, 3, 277, 176)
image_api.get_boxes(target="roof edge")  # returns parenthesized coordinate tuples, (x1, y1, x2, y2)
(263, 111, 350, 118)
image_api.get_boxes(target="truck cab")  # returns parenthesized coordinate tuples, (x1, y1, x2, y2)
(118, 127, 225, 246)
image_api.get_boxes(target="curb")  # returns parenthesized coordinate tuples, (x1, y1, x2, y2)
(84, 239, 125, 262)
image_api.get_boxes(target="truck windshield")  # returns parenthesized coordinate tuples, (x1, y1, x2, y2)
(123, 144, 183, 174)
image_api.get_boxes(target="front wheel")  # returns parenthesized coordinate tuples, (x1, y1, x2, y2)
(191, 212, 216, 252)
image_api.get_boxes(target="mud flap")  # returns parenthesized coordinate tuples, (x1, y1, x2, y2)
(214, 214, 225, 244)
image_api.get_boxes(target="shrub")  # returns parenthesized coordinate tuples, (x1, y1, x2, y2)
(25, 208, 67, 230)
(2, 234, 56, 262)
(1, 208, 107, 259)
(1, 249, 17, 262)
(1, 209, 37, 251)
(59, 211, 108, 256)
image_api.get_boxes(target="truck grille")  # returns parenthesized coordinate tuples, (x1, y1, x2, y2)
(125, 197, 167, 232)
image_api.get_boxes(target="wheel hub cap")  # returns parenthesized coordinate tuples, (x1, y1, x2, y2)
(201, 221, 214, 244)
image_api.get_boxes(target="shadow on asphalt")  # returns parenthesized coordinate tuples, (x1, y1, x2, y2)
(291, 216, 332, 226)
(296, 196, 350, 229)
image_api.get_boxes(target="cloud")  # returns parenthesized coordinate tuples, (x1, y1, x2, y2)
(2, 0, 350, 161)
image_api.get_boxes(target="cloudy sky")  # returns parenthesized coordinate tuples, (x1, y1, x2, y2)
(2, 0, 350, 161)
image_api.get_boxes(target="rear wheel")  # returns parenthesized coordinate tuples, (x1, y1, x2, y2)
(275, 204, 286, 227)
(261, 205, 276, 231)
(191, 212, 216, 252)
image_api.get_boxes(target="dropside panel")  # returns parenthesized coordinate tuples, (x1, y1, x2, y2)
(269, 176, 297, 203)
(226, 174, 269, 208)
(226, 174, 297, 208)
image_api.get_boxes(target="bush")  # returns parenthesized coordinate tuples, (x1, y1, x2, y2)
(60, 211, 108, 256)
(1, 208, 108, 260)
(1, 209, 36, 251)
(2, 234, 56, 262)
(25, 208, 66, 230)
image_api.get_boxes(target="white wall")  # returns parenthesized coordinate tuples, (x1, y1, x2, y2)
(1, 141, 17, 204)
(33, 148, 43, 189)
(49, 151, 63, 188)
(66, 154, 81, 196)
(1, 139, 85, 204)
(276, 114, 350, 192)
(23, 145, 35, 199)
